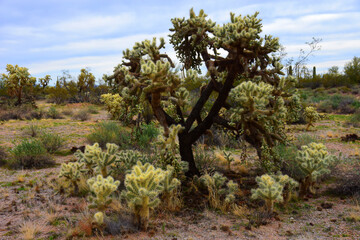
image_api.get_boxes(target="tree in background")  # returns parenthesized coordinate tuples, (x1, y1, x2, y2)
(1, 64, 36, 105)
(344, 56, 360, 84)
(77, 68, 95, 102)
(39, 75, 51, 89)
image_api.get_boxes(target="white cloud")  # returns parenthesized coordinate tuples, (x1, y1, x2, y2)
(53, 13, 136, 36)
(30, 32, 170, 54)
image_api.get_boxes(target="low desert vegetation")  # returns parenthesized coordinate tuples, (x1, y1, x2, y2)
(0, 7, 359, 240)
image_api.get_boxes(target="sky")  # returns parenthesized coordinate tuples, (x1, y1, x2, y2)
(0, 0, 359, 84)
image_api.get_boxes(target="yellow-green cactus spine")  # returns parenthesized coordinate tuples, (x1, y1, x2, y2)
(93, 143, 119, 177)
(74, 143, 100, 174)
(124, 161, 164, 231)
(87, 175, 120, 212)
(251, 174, 284, 213)
(272, 172, 298, 205)
(296, 142, 334, 197)
(58, 162, 85, 195)
(94, 211, 104, 225)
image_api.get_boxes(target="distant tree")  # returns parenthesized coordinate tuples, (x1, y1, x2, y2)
(344, 56, 360, 84)
(105, 9, 298, 176)
(39, 75, 51, 89)
(77, 68, 95, 94)
(1, 64, 36, 105)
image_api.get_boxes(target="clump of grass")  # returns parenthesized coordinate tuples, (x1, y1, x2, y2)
(72, 109, 90, 121)
(39, 132, 65, 154)
(19, 221, 44, 240)
(133, 122, 160, 150)
(293, 133, 319, 149)
(10, 139, 54, 169)
(87, 121, 131, 149)
(47, 106, 62, 119)
(0, 145, 8, 167)
(347, 110, 360, 127)
(24, 122, 41, 137)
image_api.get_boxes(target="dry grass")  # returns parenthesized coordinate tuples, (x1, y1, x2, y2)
(19, 221, 44, 240)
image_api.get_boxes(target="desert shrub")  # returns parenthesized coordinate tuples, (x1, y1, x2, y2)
(72, 109, 90, 121)
(293, 133, 319, 149)
(0, 104, 42, 121)
(0, 145, 8, 167)
(133, 122, 160, 150)
(347, 110, 360, 127)
(62, 108, 74, 116)
(87, 105, 99, 114)
(194, 146, 216, 174)
(275, 144, 305, 182)
(87, 121, 131, 149)
(39, 132, 64, 153)
(10, 139, 54, 169)
(47, 106, 62, 119)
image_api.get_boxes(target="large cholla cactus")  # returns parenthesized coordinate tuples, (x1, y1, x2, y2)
(304, 106, 320, 131)
(87, 175, 120, 212)
(296, 142, 334, 196)
(251, 174, 284, 213)
(201, 172, 238, 211)
(105, 8, 299, 176)
(59, 162, 85, 195)
(123, 161, 165, 230)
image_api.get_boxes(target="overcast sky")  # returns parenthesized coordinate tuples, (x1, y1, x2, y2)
(0, 0, 359, 83)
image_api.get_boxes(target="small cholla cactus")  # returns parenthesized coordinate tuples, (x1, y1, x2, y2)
(296, 142, 334, 197)
(74, 143, 100, 174)
(161, 165, 181, 209)
(59, 162, 85, 195)
(94, 212, 104, 225)
(304, 106, 320, 131)
(272, 172, 298, 205)
(201, 172, 238, 211)
(123, 161, 164, 231)
(87, 175, 120, 212)
(93, 143, 119, 177)
(251, 174, 284, 213)
(114, 150, 148, 174)
(223, 150, 234, 171)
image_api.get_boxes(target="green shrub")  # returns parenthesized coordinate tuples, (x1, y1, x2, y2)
(72, 109, 90, 121)
(10, 139, 54, 169)
(347, 110, 360, 127)
(39, 132, 64, 153)
(133, 122, 160, 150)
(47, 106, 62, 119)
(0, 145, 8, 166)
(294, 133, 319, 149)
(61, 108, 74, 116)
(87, 121, 131, 149)
(87, 105, 99, 114)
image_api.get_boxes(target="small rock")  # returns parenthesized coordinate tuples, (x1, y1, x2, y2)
(309, 222, 314, 226)
(285, 230, 293, 236)
(317, 206, 323, 211)
(321, 202, 333, 209)
(245, 224, 252, 230)
(292, 210, 298, 214)
(289, 217, 295, 223)
(274, 215, 281, 221)
(330, 219, 337, 222)
(211, 226, 217, 230)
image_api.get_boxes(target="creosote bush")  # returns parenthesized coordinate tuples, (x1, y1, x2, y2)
(72, 109, 90, 121)
(39, 132, 64, 154)
(10, 139, 54, 169)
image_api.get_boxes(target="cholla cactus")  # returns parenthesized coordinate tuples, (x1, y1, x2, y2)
(296, 142, 334, 196)
(160, 165, 181, 209)
(201, 172, 238, 211)
(93, 143, 119, 177)
(304, 106, 320, 131)
(123, 161, 164, 230)
(114, 150, 148, 173)
(272, 172, 298, 205)
(223, 150, 234, 171)
(251, 174, 284, 213)
(59, 162, 85, 195)
(87, 175, 120, 212)
(94, 212, 104, 225)
(76, 143, 119, 177)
